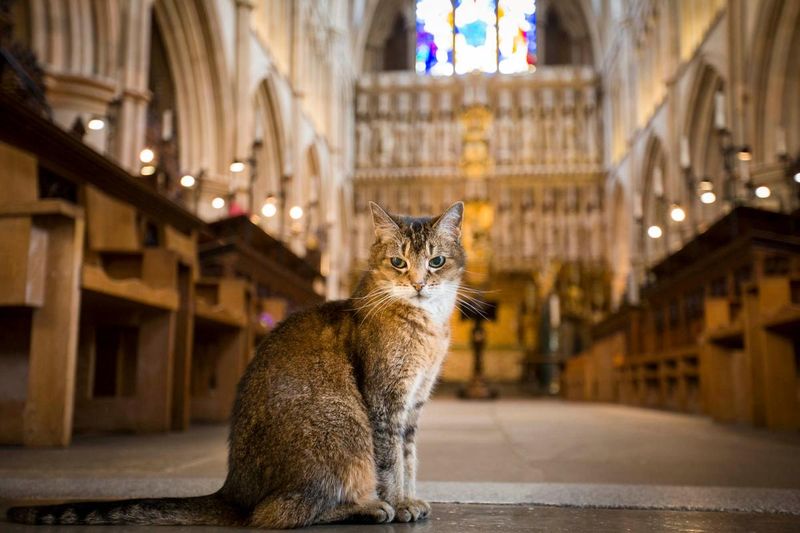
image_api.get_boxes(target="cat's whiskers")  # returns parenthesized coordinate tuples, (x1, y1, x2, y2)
(359, 288, 400, 324)
(456, 285, 500, 295)
(448, 285, 490, 320)
(354, 290, 392, 311)
(361, 298, 395, 324)
(455, 299, 489, 320)
(351, 291, 387, 310)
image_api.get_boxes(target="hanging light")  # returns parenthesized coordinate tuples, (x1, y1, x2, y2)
(698, 177, 714, 191)
(261, 198, 278, 217)
(647, 225, 663, 239)
(698, 177, 715, 204)
(229, 160, 246, 173)
(211, 196, 226, 209)
(700, 191, 716, 204)
(139, 148, 155, 163)
(87, 118, 105, 131)
(140, 165, 156, 176)
(669, 204, 686, 222)
(179, 174, 196, 188)
(755, 185, 771, 199)
(793, 172, 800, 184)
(289, 205, 304, 220)
(736, 146, 752, 162)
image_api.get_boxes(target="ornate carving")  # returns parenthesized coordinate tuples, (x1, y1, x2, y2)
(353, 69, 605, 271)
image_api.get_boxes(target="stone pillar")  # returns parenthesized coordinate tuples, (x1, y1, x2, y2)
(232, 0, 255, 212)
(113, 0, 155, 172)
(45, 73, 117, 153)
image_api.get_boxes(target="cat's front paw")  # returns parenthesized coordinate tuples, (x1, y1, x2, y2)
(393, 498, 431, 522)
(361, 500, 395, 523)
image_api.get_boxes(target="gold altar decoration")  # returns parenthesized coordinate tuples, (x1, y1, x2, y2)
(458, 103, 494, 286)
(461, 200, 494, 286)
(459, 104, 493, 180)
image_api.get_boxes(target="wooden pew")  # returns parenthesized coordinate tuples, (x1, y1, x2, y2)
(744, 276, 800, 430)
(190, 278, 249, 423)
(189, 217, 321, 423)
(562, 355, 587, 401)
(569, 208, 799, 428)
(72, 189, 182, 434)
(0, 144, 84, 446)
(0, 96, 203, 445)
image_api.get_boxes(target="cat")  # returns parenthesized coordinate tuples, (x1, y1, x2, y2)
(7, 201, 466, 528)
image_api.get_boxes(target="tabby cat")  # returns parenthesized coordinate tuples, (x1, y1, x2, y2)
(8, 201, 465, 528)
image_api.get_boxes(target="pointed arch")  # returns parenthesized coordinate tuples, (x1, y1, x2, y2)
(641, 135, 668, 263)
(252, 77, 288, 235)
(537, 0, 598, 67)
(153, 0, 233, 177)
(682, 62, 725, 226)
(360, 0, 413, 73)
(749, 0, 800, 164)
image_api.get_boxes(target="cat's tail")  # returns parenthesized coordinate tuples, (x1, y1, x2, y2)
(6, 493, 245, 526)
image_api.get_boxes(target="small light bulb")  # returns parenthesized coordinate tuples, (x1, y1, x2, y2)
(230, 160, 245, 173)
(180, 174, 196, 188)
(755, 185, 771, 199)
(670, 205, 686, 222)
(211, 196, 226, 209)
(700, 191, 716, 204)
(647, 225, 663, 239)
(289, 206, 304, 220)
(737, 148, 752, 162)
(139, 148, 155, 163)
(261, 202, 277, 217)
(87, 118, 105, 131)
(140, 165, 156, 176)
(793, 172, 800, 184)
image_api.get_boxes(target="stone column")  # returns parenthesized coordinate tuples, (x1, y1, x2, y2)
(232, 0, 254, 213)
(113, 0, 155, 172)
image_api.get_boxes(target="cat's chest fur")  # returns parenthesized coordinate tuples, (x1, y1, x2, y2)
(360, 303, 450, 407)
(388, 303, 450, 364)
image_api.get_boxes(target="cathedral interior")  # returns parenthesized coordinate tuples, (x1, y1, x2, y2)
(1, 0, 800, 530)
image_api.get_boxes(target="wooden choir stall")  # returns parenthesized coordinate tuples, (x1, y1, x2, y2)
(190, 216, 324, 423)
(0, 96, 324, 447)
(562, 207, 800, 431)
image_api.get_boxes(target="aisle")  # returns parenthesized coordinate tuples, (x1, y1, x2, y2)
(2, 399, 800, 530)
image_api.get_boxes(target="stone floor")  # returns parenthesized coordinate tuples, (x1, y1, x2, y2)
(2, 400, 800, 531)
(2, 502, 800, 532)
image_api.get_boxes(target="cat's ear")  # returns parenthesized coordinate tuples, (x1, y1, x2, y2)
(433, 201, 464, 241)
(369, 201, 400, 241)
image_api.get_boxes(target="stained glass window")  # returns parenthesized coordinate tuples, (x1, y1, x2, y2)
(416, 0, 536, 75)
(416, 0, 455, 75)
(454, 0, 498, 74)
(498, 0, 537, 73)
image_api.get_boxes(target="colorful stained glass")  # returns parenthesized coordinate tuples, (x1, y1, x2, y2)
(454, 0, 497, 74)
(498, 0, 537, 73)
(416, 0, 455, 75)
(416, 0, 536, 76)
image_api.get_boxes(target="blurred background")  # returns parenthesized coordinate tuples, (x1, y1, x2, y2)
(0, 0, 799, 500)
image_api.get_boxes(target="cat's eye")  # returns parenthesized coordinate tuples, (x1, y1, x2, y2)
(390, 257, 407, 269)
(429, 256, 446, 268)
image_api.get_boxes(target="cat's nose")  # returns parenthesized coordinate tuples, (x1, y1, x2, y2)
(412, 280, 426, 292)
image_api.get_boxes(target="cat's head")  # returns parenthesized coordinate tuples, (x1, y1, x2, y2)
(365, 202, 465, 310)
